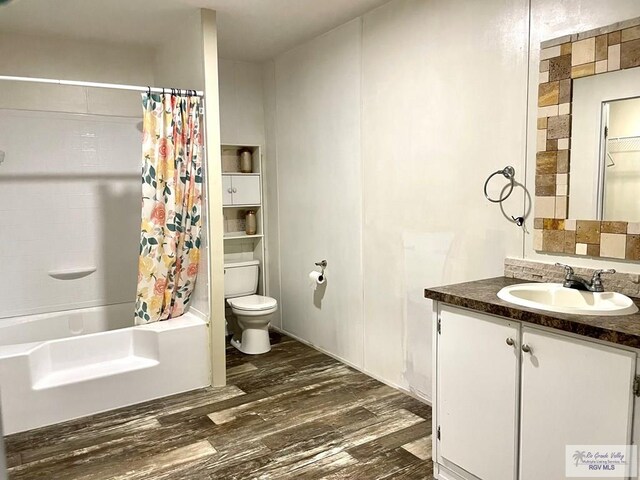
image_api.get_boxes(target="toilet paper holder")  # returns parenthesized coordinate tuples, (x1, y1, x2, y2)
(314, 260, 327, 274)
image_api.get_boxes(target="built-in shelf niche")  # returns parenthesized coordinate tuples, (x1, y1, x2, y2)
(221, 143, 266, 295)
(221, 145, 261, 174)
(222, 205, 262, 237)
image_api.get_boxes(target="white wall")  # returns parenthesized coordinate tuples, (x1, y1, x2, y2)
(262, 61, 282, 327)
(273, 19, 365, 367)
(263, 0, 529, 400)
(524, 0, 640, 271)
(360, 0, 528, 398)
(218, 59, 265, 146)
(153, 10, 204, 91)
(0, 32, 155, 85)
(0, 32, 150, 117)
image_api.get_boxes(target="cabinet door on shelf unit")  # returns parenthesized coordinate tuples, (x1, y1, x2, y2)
(437, 305, 520, 480)
(222, 175, 233, 206)
(232, 175, 261, 205)
(519, 327, 635, 480)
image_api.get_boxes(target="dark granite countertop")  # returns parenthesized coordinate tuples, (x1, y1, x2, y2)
(424, 276, 640, 349)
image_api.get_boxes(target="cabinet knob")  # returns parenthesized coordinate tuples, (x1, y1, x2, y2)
(521, 344, 532, 354)
(232, 188, 237, 193)
(505, 337, 515, 346)
(227, 188, 233, 193)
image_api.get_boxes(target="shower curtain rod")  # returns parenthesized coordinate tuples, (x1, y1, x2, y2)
(0, 75, 204, 96)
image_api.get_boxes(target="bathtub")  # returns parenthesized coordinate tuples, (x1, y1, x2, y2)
(0, 303, 210, 434)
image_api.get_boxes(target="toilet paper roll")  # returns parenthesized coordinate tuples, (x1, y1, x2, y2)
(308, 270, 325, 286)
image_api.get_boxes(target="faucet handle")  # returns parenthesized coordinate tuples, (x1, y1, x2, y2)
(555, 262, 575, 278)
(591, 269, 616, 292)
(591, 269, 616, 281)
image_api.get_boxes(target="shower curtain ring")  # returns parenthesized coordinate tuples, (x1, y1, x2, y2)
(147, 86, 151, 96)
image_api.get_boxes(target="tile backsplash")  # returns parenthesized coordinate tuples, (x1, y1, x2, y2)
(505, 257, 640, 297)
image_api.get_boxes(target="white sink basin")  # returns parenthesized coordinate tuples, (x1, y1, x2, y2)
(497, 283, 638, 316)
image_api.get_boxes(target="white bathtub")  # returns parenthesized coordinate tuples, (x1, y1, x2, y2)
(0, 303, 210, 434)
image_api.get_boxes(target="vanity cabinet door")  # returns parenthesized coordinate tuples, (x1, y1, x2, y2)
(519, 327, 635, 480)
(437, 306, 520, 480)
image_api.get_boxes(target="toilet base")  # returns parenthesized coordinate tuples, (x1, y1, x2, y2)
(230, 321, 271, 355)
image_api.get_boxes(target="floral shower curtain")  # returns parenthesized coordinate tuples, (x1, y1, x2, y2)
(135, 93, 204, 324)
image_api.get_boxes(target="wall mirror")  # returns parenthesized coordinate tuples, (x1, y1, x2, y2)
(534, 16, 640, 260)
(600, 97, 640, 222)
(570, 68, 640, 222)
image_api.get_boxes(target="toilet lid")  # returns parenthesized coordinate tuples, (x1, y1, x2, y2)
(228, 295, 277, 311)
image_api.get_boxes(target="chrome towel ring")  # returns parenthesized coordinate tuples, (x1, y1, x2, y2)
(484, 166, 515, 203)
(483, 165, 526, 227)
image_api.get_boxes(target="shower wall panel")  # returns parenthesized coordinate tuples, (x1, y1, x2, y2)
(0, 109, 141, 318)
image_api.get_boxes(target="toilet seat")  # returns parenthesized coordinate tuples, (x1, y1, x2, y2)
(227, 295, 277, 312)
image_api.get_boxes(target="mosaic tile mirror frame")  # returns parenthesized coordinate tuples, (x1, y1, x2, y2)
(534, 16, 640, 261)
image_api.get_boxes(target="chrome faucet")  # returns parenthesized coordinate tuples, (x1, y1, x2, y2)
(555, 263, 616, 292)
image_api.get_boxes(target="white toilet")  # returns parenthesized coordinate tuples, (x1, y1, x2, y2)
(224, 259, 278, 354)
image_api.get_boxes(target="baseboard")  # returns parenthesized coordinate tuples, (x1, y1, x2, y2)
(269, 325, 432, 407)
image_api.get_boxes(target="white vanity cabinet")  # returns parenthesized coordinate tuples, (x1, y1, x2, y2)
(433, 304, 637, 480)
(222, 174, 261, 206)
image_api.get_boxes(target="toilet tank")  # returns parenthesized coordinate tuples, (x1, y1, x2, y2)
(224, 259, 259, 298)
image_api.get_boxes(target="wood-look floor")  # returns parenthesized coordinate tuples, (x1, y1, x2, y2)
(5, 333, 433, 479)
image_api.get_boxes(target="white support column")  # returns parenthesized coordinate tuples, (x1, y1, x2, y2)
(201, 8, 226, 387)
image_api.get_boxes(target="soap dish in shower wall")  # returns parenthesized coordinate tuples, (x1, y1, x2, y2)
(48, 267, 97, 280)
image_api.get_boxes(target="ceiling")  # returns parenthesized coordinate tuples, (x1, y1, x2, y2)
(0, 0, 390, 61)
